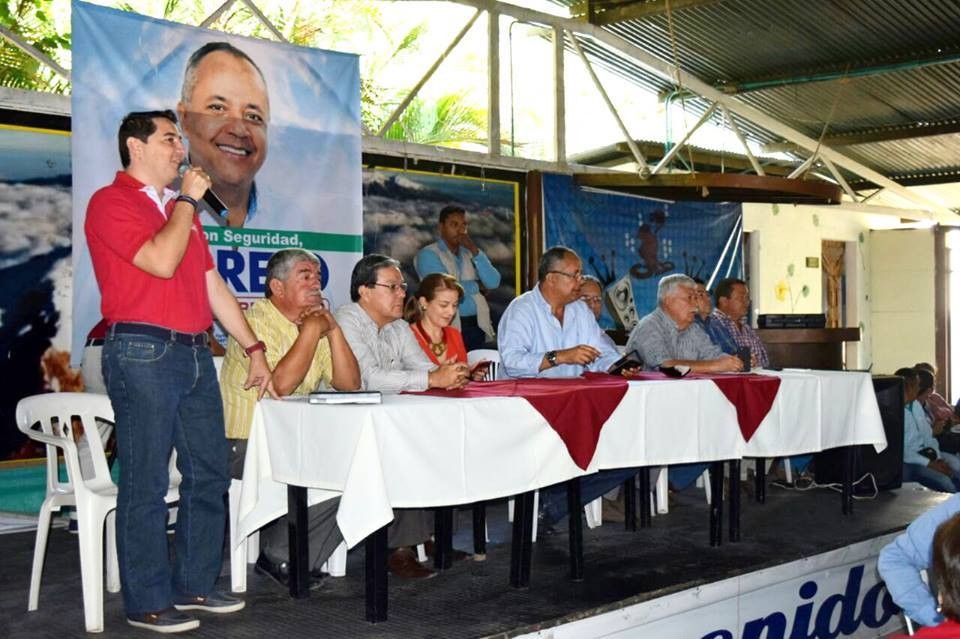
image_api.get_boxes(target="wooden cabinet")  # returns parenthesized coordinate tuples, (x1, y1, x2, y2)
(758, 328, 860, 370)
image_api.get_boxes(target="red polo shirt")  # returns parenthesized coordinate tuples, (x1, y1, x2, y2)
(85, 171, 214, 333)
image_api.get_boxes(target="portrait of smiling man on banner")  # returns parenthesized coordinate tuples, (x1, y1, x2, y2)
(177, 41, 270, 230)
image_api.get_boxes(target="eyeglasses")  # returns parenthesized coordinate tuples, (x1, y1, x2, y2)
(372, 282, 408, 293)
(581, 295, 602, 304)
(549, 270, 583, 281)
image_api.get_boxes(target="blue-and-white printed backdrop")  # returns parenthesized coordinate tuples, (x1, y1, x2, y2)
(543, 173, 743, 329)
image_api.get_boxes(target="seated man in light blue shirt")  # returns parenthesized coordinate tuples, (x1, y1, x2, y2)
(415, 205, 501, 351)
(899, 366, 960, 493)
(879, 493, 960, 628)
(498, 246, 635, 525)
(499, 247, 620, 378)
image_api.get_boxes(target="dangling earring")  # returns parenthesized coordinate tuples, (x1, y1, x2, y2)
(420, 305, 427, 312)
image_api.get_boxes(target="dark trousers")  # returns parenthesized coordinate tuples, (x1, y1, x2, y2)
(229, 438, 344, 570)
(104, 333, 228, 615)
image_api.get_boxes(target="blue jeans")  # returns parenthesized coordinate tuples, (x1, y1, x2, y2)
(903, 462, 960, 493)
(540, 468, 640, 526)
(103, 330, 229, 615)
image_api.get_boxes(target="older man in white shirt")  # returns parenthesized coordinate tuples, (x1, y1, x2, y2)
(336, 254, 469, 579)
(498, 247, 635, 525)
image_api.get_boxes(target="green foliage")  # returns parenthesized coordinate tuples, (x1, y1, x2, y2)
(384, 93, 486, 147)
(2, 0, 491, 149)
(0, 0, 71, 93)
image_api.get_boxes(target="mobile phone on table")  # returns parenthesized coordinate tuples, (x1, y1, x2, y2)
(607, 350, 642, 375)
(470, 360, 493, 378)
(736, 347, 751, 372)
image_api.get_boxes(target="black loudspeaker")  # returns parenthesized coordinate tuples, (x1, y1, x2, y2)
(814, 375, 904, 491)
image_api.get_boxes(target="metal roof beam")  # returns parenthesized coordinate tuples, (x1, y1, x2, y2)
(572, 0, 725, 25)
(449, 0, 956, 222)
(821, 155, 858, 201)
(0, 24, 71, 83)
(721, 105, 764, 176)
(719, 49, 960, 94)
(376, 10, 481, 137)
(651, 101, 717, 175)
(568, 30, 649, 176)
(199, 1, 238, 29)
(822, 118, 960, 146)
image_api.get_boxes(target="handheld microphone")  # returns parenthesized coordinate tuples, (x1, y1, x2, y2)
(178, 163, 229, 220)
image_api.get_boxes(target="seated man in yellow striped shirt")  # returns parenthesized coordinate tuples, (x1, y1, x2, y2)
(221, 248, 360, 588)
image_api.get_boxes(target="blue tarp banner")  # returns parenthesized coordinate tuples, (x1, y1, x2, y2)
(543, 173, 742, 328)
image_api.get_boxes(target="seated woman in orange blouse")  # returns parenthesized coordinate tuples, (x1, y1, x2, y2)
(406, 273, 488, 379)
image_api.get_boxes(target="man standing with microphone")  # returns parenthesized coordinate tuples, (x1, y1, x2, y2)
(85, 110, 275, 633)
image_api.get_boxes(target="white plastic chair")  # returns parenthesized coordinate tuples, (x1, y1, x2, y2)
(227, 479, 260, 592)
(17, 392, 179, 633)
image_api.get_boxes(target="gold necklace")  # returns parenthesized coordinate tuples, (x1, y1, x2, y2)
(417, 321, 446, 357)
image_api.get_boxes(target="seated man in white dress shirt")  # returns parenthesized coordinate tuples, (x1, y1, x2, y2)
(335, 254, 470, 579)
(498, 247, 636, 525)
(498, 247, 620, 378)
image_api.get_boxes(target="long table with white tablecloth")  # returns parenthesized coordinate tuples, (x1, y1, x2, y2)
(237, 369, 886, 550)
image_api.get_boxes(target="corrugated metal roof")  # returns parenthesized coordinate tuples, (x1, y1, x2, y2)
(550, 0, 960, 186)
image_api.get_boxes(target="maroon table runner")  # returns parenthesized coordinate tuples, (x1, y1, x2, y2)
(585, 371, 781, 441)
(411, 378, 628, 470)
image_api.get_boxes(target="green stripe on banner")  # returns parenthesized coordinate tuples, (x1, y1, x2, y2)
(203, 227, 363, 253)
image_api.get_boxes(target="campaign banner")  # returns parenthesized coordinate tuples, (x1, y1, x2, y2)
(543, 173, 742, 328)
(517, 535, 903, 639)
(71, 1, 361, 362)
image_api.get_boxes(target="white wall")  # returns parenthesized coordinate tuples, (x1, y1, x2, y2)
(869, 228, 936, 375)
(742, 203, 874, 369)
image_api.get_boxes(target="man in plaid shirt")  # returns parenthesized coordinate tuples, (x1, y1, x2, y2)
(707, 278, 769, 369)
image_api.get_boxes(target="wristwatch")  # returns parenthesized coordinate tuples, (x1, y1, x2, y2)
(546, 351, 558, 367)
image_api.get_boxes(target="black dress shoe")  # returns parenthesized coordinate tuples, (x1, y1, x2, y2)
(255, 554, 325, 590)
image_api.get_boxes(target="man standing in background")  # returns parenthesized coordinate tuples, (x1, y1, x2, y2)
(416, 205, 501, 350)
